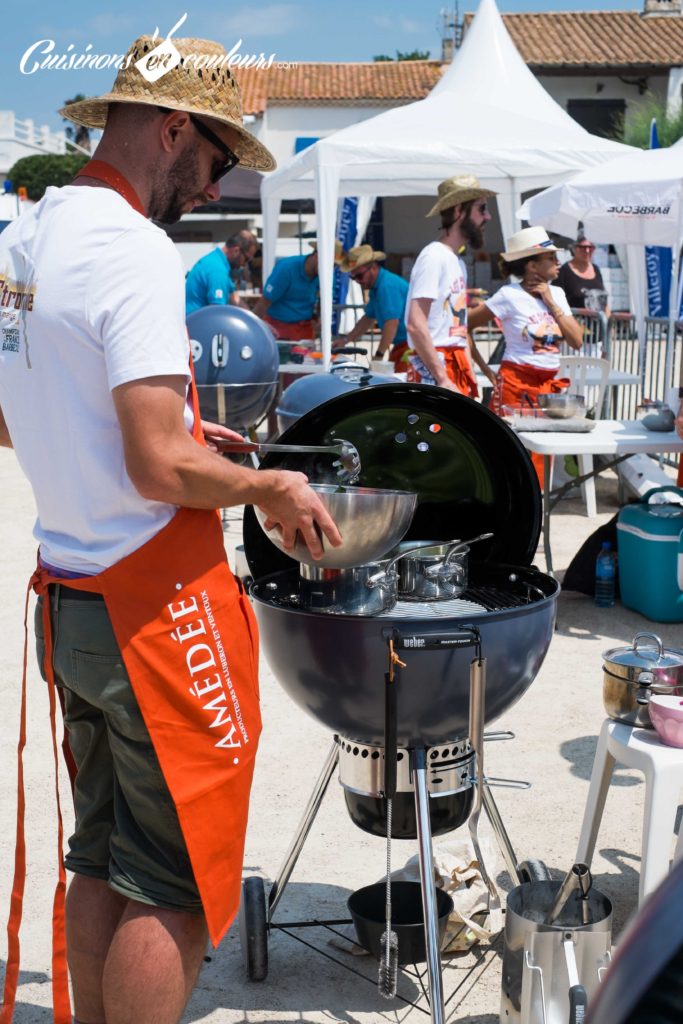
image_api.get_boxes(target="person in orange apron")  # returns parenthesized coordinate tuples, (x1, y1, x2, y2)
(0, 35, 341, 1024)
(468, 227, 584, 486)
(405, 174, 498, 396)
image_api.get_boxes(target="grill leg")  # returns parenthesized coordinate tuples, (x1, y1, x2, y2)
(468, 657, 502, 929)
(268, 740, 338, 923)
(413, 748, 446, 1024)
(482, 781, 523, 886)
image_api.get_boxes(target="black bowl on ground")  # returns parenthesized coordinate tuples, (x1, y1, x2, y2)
(348, 881, 454, 965)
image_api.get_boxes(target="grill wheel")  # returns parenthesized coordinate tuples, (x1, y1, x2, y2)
(239, 876, 268, 981)
(517, 859, 552, 884)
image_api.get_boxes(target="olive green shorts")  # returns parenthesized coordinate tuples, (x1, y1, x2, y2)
(35, 586, 202, 914)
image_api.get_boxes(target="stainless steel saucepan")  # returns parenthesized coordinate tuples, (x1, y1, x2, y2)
(602, 632, 683, 728)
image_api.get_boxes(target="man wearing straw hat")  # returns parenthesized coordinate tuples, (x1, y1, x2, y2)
(405, 174, 498, 395)
(0, 31, 341, 1024)
(335, 244, 410, 371)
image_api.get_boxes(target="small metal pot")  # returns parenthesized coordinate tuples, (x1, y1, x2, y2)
(398, 540, 469, 601)
(299, 561, 397, 616)
(602, 632, 683, 727)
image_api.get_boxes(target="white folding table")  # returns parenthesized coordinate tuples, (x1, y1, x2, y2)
(516, 420, 683, 575)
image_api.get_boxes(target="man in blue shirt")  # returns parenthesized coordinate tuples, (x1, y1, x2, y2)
(336, 245, 409, 370)
(185, 229, 257, 314)
(254, 240, 344, 340)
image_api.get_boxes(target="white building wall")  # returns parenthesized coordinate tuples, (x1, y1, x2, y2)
(537, 72, 669, 125)
(260, 104, 399, 166)
(0, 111, 67, 179)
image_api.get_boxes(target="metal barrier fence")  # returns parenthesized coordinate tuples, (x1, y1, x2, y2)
(571, 311, 682, 470)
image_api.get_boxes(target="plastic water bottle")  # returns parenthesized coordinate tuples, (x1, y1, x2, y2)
(595, 541, 616, 608)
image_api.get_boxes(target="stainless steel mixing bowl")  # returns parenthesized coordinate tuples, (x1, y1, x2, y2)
(536, 393, 586, 419)
(253, 483, 417, 569)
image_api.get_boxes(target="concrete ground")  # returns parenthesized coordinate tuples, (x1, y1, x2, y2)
(0, 447, 680, 1023)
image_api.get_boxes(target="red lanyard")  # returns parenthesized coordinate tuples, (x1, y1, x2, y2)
(75, 159, 146, 216)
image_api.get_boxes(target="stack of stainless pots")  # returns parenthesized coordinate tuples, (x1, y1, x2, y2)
(602, 632, 683, 728)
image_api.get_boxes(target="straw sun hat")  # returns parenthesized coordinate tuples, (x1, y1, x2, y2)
(60, 34, 275, 171)
(426, 174, 496, 217)
(308, 239, 347, 265)
(338, 244, 386, 273)
(500, 227, 559, 262)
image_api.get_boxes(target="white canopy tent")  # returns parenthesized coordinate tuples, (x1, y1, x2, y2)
(519, 145, 683, 383)
(261, 0, 634, 364)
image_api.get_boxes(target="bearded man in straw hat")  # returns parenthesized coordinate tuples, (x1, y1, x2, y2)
(405, 174, 498, 395)
(334, 245, 410, 371)
(0, 32, 341, 1024)
(254, 239, 345, 341)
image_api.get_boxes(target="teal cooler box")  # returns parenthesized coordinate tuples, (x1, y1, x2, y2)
(617, 487, 683, 622)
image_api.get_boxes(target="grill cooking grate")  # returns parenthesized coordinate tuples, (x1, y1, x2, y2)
(376, 597, 487, 619)
(257, 572, 550, 617)
(463, 584, 544, 611)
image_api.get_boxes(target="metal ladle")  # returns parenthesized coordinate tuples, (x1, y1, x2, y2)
(210, 436, 361, 484)
(423, 532, 494, 579)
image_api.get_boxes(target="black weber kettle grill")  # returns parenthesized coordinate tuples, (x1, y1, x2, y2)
(239, 384, 559, 1022)
(187, 304, 279, 433)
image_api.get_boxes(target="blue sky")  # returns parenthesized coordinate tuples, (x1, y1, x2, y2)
(2, 1, 640, 132)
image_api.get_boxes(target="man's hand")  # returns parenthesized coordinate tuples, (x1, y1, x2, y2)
(201, 421, 246, 452)
(257, 470, 343, 560)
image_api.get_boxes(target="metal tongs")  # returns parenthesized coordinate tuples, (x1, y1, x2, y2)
(209, 436, 361, 484)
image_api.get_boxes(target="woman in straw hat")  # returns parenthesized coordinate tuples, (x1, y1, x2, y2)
(0, 31, 342, 1024)
(468, 226, 583, 482)
(405, 174, 498, 396)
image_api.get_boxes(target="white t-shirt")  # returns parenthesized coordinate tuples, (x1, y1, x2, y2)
(485, 282, 571, 371)
(0, 185, 192, 573)
(405, 241, 468, 349)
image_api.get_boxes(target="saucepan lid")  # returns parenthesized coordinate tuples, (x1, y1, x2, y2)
(602, 632, 683, 681)
(243, 383, 541, 579)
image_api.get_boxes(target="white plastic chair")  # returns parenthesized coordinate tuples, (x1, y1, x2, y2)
(558, 356, 610, 517)
(576, 718, 683, 905)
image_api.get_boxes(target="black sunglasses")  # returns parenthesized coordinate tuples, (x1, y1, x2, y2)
(157, 107, 240, 183)
(189, 114, 240, 182)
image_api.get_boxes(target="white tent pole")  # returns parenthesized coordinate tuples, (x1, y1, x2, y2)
(355, 196, 376, 246)
(261, 195, 282, 278)
(315, 162, 341, 369)
(496, 189, 516, 246)
(626, 243, 648, 385)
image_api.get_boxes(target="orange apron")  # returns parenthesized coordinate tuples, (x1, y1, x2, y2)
(491, 361, 571, 486)
(263, 312, 315, 341)
(1, 161, 261, 1024)
(406, 346, 479, 398)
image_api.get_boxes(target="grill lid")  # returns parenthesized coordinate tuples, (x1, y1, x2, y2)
(243, 383, 541, 578)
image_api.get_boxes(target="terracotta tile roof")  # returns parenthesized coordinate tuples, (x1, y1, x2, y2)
(233, 61, 444, 115)
(464, 10, 683, 68)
